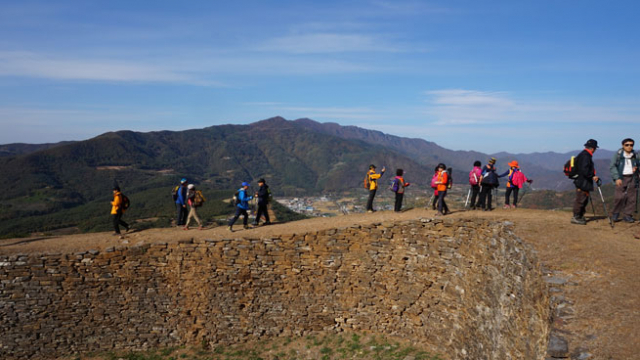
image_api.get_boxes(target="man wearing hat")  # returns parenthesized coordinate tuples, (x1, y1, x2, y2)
(572, 139, 600, 225)
(253, 178, 272, 226)
(365, 164, 385, 213)
(609, 138, 639, 223)
(478, 157, 499, 211)
(229, 181, 254, 231)
(175, 178, 189, 227)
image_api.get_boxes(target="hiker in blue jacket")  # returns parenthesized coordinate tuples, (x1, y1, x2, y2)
(175, 178, 189, 226)
(228, 182, 254, 232)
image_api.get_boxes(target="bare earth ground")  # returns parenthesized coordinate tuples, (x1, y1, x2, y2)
(2, 208, 640, 359)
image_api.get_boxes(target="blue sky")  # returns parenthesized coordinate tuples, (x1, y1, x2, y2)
(0, 0, 638, 153)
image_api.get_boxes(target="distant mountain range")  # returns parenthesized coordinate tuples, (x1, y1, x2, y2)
(0, 116, 618, 237)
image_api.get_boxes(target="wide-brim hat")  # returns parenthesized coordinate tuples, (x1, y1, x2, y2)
(584, 139, 599, 149)
(508, 160, 519, 168)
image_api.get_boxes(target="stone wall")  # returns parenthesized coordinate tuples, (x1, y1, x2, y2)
(0, 219, 550, 359)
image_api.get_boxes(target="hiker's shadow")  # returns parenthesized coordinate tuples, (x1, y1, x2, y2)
(0, 236, 60, 247)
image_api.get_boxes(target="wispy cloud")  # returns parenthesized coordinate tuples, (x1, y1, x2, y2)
(0, 51, 222, 86)
(424, 88, 640, 126)
(256, 33, 401, 54)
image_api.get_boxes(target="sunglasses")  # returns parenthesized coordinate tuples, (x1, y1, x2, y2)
(624, 143, 634, 147)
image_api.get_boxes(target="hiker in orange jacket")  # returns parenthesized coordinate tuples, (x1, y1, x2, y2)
(392, 169, 410, 212)
(434, 163, 449, 216)
(111, 186, 129, 236)
(366, 164, 385, 212)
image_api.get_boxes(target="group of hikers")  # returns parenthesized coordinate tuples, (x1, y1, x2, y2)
(569, 138, 639, 228)
(109, 137, 639, 237)
(365, 158, 533, 215)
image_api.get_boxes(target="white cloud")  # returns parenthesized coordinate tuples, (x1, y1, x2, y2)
(423, 89, 640, 127)
(0, 51, 222, 86)
(256, 33, 400, 54)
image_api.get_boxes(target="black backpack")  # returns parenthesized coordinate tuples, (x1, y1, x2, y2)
(121, 194, 130, 210)
(171, 185, 179, 201)
(447, 167, 453, 189)
(563, 156, 578, 179)
(232, 190, 240, 206)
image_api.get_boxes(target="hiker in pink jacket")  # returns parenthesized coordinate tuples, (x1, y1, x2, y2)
(499, 160, 532, 209)
(468, 161, 482, 210)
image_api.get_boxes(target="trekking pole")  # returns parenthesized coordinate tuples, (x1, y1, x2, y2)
(596, 179, 614, 228)
(589, 194, 597, 219)
(635, 168, 639, 214)
(516, 183, 527, 207)
(464, 187, 471, 209)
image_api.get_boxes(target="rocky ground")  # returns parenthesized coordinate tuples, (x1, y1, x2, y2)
(2, 207, 639, 359)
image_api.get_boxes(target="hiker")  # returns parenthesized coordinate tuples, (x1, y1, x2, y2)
(174, 178, 189, 227)
(468, 161, 482, 210)
(478, 157, 499, 211)
(434, 163, 449, 216)
(609, 138, 639, 223)
(253, 178, 272, 226)
(365, 164, 385, 213)
(391, 169, 410, 212)
(571, 139, 600, 225)
(111, 186, 129, 236)
(228, 182, 253, 231)
(499, 161, 532, 209)
(184, 184, 204, 230)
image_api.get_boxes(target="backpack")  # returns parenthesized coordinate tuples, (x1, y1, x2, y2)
(232, 190, 240, 206)
(510, 169, 526, 188)
(469, 168, 481, 185)
(563, 156, 578, 179)
(171, 185, 179, 201)
(447, 168, 453, 189)
(193, 190, 206, 207)
(389, 178, 400, 192)
(430, 173, 438, 188)
(481, 166, 499, 187)
(364, 173, 371, 189)
(266, 187, 273, 204)
(121, 194, 130, 210)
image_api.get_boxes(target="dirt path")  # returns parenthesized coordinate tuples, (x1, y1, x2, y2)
(2, 208, 639, 359)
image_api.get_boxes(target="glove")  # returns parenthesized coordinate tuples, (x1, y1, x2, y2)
(526, 179, 533, 183)
(596, 178, 603, 187)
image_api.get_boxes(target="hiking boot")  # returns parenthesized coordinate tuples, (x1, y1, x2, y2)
(623, 216, 635, 223)
(503, 204, 510, 209)
(571, 216, 586, 225)
(227, 226, 233, 232)
(612, 213, 621, 222)
(243, 225, 251, 229)
(264, 221, 272, 225)
(511, 204, 517, 209)
(183, 227, 189, 230)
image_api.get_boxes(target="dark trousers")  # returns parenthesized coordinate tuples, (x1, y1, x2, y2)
(229, 207, 249, 227)
(573, 189, 590, 218)
(612, 175, 636, 216)
(394, 192, 404, 212)
(479, 185, 493, 209)
(366, 189, 377, 211)
(437, 191, 447, 214)
(255, 203, 270, 224)
(505, 187, 520, 206)
(112, 212, 128, 234)
(176, 203, 188, 226)
(470, 185, 480, 208)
